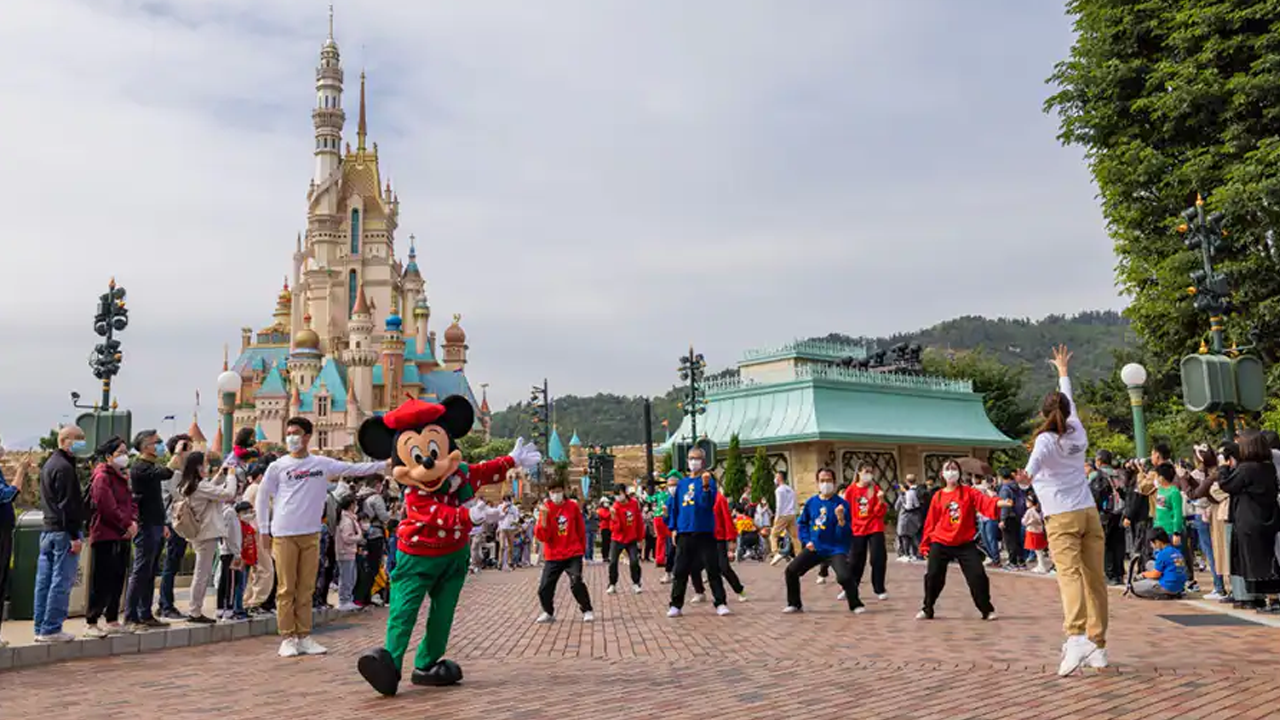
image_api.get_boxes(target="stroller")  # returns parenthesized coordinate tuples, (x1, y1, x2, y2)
(737, 530, 766, 561)
(1123, 555, 1185, 600)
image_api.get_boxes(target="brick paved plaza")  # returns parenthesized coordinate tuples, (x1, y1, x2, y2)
(3, 559, 1278, 720)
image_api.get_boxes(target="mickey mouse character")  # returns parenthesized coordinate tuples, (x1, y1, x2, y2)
(355, 395, 541, 697)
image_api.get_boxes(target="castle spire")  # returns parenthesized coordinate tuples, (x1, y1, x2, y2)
(352, 280, 370, 316)
(328, 3, 334, 40)
(313, 7, 345, 184)
(222, 344, 229, 372)
(357, 71, 368, 152)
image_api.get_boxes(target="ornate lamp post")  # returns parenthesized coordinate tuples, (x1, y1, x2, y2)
(529, 379, 550, 481)
(677, 346, 708, 442)
(216, 369, 242, 457)
(90, 278, 130, 408)
(1120, 362, 1148, 459)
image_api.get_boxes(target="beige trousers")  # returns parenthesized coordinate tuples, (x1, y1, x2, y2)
(272, 533, 320, 638)
(243, 530, 275, 608)
(771, 514, 799, 556)
(186, 538, 219, 618)
(1045, 508, 1109, 648)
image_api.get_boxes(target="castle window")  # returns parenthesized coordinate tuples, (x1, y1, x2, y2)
(317, 395, 330, 418)
(348, 269, 358, 318)
(350, 208, 361, 254)
(317, 430, 329, 449)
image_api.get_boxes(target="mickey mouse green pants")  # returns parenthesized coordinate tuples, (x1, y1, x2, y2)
(385, 548, 469, 671)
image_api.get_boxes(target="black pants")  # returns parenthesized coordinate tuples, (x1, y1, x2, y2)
(356, 535, 385, 604)
(785, 549, 861, 610)
(538, 556, 592, 615)
(922, 541, 993, 616)
(599, 529, 612, 562)
(643, 531, 656, 561)
(216, 553, 236, 611)
(158, 529, 187, 614)
(124, 524, 164, 622)
(716, 539, 745, 594)
(608, 541, 642, 586)
(1001, 516, 1024, 566)
(664, 538, 675, 573)
(849, 532, 888, 595)
(87, 539, 131, 624)
(899, 531, 920, 559)
(670, 532, 726, 608)
(1102, 514, 1126, 582)
(0, 525, 12, 633)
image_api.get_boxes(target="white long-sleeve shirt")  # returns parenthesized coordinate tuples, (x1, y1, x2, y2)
(775, 483, 797, 517)
(256, 454, 386, 538)
(1024, 376, 1094, 517)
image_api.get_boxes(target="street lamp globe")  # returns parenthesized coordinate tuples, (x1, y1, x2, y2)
(216, 370, 242, 394)
(1120, 363, 1148, 388)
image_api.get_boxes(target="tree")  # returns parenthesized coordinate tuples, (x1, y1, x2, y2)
(553, 460, 570, 489)
(657, 451, 673, 476)
(721, 434, 747, 501)
(1046, 0, 1280, 392)
(922, 348, 1032, 466)
(748, 446, 772, 507)
(458, 434, 516, 464)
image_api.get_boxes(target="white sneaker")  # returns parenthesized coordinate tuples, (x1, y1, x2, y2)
(896, 556, 910, 563)
(105, 622, 130, 635)
(35, 632, 75, 643)
(983, 557, 994, 566)
(1085, 648, 1109, 669)
(660, 574, 672, 584)
(737, 593, 749, 603)
(582, 611, 595, 623)
(1204, 591, 1225, 601)
(278, 638, 300, 657)
(716, 605, 732, 616)
(667, 607, 682, 618)
(815, 576, 828, 585)
(983, 611, 998, 621)
(83, 624, 108, 639)
(837, 590, 847, 601)
(915, 611, 932, 620)
(1058, 635, 1097, 676)
(535, 612, 555, 624)
(782, 605, 802, 614)
(1031, 567, 1046, 574)
(852, 606, 866, 615)
(769, 554, 783, 567)
(632, 584, 643, 594)
(296, 637, 327, 655)
(877, 593, 889, 601)
(606, 585, 617, 595)
(691, 593, 706, 604)
(336, 602, 360, 612)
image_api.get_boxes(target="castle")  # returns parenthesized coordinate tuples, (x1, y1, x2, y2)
(222, 12, 491, 452)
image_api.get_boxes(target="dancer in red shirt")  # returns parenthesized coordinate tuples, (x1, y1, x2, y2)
(843, 463, 889, 601)
(607, 484, 645, 594)
(534, 478, 594, 623)
(918, 459, 1012, 620)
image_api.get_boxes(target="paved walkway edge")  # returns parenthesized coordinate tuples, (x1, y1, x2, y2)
(0, 607, 380, 672)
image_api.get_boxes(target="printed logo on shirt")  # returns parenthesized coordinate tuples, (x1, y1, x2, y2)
(624, 510, 633, 526)
(557, 514, 568, 536)
(947, 501, 961, 525)
(682, 485, 696, 507)
(857, 496, 870, 517)
(813, 506, 828, 531)
(1156, 493, 1168, 510)
(1065, 442, 1086, 457)
(286, 468, 326, 483)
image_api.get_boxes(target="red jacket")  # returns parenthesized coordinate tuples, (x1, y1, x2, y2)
(654, 516, 671, 564)
(920, 485, 1001, 556)
(713, 493, 738, 541)
(597, 505, 612, 532)
(397, 456, 515, 558)
(536, 499, 586, 561)
(843, 483, 887, 536)
(609, 498, 644, 545)
(240, 520, 258, 566)
(89, 463, 137, 543)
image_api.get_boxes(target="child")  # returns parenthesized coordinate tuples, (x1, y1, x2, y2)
(336, 493, 363, 611)
(1022, 495, 1052, 574)
(918, 459, 1013, 620)
(1132, 527, 1187, 599)
(234, 501, 257, 620)
(782, 468, 862, 614)
(533, 478, 593, 623)
(216, 497, 243, 620)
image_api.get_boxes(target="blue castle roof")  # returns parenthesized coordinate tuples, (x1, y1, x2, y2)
(548, 428, 567, 463)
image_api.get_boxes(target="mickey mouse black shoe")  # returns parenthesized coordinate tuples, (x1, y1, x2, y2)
(357, 647, 401, 697)
(411, 658, 464, 687)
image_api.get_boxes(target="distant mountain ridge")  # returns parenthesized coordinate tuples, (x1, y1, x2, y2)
(490, 311, 1136, 447)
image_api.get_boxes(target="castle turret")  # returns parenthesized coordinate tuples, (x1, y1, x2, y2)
(402, 234, 425, 335)
(345, 382, 361, 440)
(288, 313, 323, 391)
(273, 278, 293, 334)
(289, 383, 302, 417)
(442, 314, 468, 371)
(479, 383, 492, 442)
(312, 5, 345, 185)
(341, 282, 377, 415)
(380, 295, 405, 410)
(413, 292, 430, 357)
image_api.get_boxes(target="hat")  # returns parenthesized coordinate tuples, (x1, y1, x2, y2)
(382, 399, 446, 431)
(663, 470, 682, 479)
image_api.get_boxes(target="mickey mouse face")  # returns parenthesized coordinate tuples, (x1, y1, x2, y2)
(394, 425, 462, 493)
(357, 395, 475, 494)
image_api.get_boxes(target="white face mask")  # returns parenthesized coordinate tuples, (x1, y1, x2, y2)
(549, 492, 564, 504)
(859, 471, 874, 484)
(688, 459, 703, 473)
(285, 435, 304, 453)
(818, 481, 835, 496)
(112, 454, 129, 469)
(942, 469, 960, 484)
(615, 494, 625, 502)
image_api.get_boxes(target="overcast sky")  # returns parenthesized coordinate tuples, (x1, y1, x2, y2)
(0, 0, 1120, 448)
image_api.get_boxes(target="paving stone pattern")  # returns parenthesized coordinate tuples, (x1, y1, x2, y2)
(1, 560, 1276, 719)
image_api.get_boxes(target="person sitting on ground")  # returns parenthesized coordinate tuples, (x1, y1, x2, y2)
(1131, 527, 1187, 599)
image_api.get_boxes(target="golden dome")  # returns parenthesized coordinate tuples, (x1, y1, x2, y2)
(444, 313, 466, 344)
(295, 313, 320, 350)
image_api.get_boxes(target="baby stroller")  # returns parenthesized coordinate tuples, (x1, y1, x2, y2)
(1123, 555, 1185, 600)
(737, 531, 765, 561)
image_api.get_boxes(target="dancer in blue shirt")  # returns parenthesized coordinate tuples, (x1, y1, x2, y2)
(783, 469, 864, 614)
(665, 448, 730, 618)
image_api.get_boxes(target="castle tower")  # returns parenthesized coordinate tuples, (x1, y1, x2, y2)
(289, 383, 302, 418)
(273, 278, 293, 335)
(380, 295, 405, 410)
(341, 282, 377, 414)
(312, 5, 345, 185)
(412, 293, 430, 358)
(479, 383, 492, 442)
(402, 234, 425, 334)
(345, 383, 361, 441)
(442, 314, 468, 371)
(288, 313, 323, 391)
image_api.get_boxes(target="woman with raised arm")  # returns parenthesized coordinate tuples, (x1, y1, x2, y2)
(1017, 345, 1109, 676)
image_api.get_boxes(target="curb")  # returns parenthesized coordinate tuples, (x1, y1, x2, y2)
(0, 606, 378, 672)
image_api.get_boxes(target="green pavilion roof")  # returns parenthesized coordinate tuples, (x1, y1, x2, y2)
(666, 364, 1015, 449)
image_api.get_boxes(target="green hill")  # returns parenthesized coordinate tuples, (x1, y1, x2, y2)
(490, 311, 1136, 446)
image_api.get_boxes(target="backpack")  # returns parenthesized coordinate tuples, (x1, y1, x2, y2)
(170, 493, 201, 540)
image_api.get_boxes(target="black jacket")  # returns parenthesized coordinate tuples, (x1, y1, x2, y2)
(1219, 461, 1280, 581)
(40, 449, 86, 537)
(129, 456, 173, 528)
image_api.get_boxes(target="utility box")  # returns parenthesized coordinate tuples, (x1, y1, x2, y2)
(1233, 355, 1267, 412)
(1181, 355, 1237, 412)
(75, 410, 132, 457)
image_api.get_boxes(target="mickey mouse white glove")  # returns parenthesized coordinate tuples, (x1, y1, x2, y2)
(468, 502, 487, 524)
(509, 437, 542, 471)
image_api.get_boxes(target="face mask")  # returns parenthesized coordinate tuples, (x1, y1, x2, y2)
(615, 494, 625, 502)
(688, 459, 703, 473)
(667, 485, 678, 493)
(942, 469, 960, 484)
(549, 492, 564, 504)
(70, 440, 87, 454)
(819, 482, 835, 496)
(112, 455, 129, 469)
(859, 472, 873, 483)
(285, 435, 304, 452)
(152, 441, 165, 456)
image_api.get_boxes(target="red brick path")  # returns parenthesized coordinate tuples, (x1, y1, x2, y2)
(2, 559, 1277, 719)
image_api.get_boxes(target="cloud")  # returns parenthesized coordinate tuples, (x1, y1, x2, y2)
(0, 0, 1116, 445)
